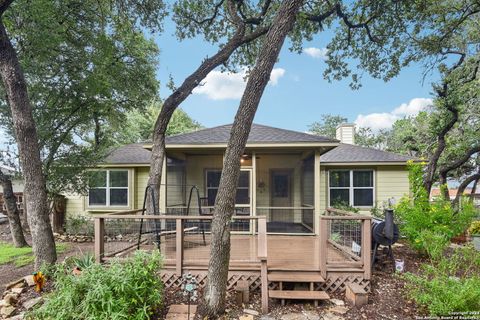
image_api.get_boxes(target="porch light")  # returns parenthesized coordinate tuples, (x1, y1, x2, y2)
(240, 154, 251, 163)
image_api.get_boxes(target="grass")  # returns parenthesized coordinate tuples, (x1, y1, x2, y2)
(0, 242, 68, 267)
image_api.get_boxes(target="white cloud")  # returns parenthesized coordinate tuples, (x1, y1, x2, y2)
(193, 68, 286, 100)
(392, 98, 432, 116)
(355, 98, 432, 131)
(303, 47, 328, 60)
(269, 68, 285, 86)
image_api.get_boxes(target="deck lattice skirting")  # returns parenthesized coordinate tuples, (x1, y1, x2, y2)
(161, 271, 370, 294)
(161, 271, 264, 292)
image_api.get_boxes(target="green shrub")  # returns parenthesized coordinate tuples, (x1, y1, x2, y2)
(402, 246, 480, 315)
(332, 200, 360, 213)
(65, 214, 94, 236)
(468, 220, 480, 236)
(395, 161, 476, 256)
(29, 250, 163, 320)
(63, 253, 96, 270)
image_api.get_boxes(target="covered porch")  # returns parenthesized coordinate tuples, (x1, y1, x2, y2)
(162, 147, 329, 235)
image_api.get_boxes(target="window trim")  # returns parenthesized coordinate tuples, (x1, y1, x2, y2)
(328, 169, 375, 208)
(204, 168, 252, 208)
(87, 169, 130, 209)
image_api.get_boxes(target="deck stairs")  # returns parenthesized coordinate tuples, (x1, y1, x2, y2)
(267, 271, 330, 306)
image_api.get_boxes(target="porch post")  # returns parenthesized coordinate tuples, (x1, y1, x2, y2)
(252, 151, 257, 234)
(94, 218, 105, 263)
(314, 150, 321, 234)
(176, 218, 184, 275)
(160, 156, 167, 214)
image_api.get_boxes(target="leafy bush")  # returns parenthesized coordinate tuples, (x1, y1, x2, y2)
(468, 221, 480, 236)
(63, 253, 96, 270)
(30, 251, 163, 320)
(331, 200, 360, 213)
(395, 161, 475, 256)
(65, 214, 94, 236)
(402, 246, 480, 315)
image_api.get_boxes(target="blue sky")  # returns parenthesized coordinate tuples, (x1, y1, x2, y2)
(154, 18, 439, 133)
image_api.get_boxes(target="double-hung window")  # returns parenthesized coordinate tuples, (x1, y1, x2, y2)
(329, 170, 374, 207)
(88, 170, 129, 207)
(205, 169, 250, 206)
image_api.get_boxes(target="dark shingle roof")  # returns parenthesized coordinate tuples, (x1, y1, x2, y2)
(165, 124, 336, 145)
(104, 143, 151, 164)
(102, 125, 413, 165)
(321, 143, 414, 163)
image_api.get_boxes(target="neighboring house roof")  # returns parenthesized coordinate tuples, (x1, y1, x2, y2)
(430, 188, 478, 199)
(165, 123, 337, 145)
(320, 143, 415, 164)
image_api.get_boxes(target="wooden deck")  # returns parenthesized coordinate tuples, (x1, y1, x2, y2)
(94, 211, 372, 313)
(155, 234, 358, 272)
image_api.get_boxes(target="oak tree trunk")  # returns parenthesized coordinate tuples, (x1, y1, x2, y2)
(0, 18, 56, 268)
(203, 0, 304, 317)
(0, 172, 28, 247)
(146, 22, 247, 213)
(51, 194, 67, 234)
(145, 0, 269, 214)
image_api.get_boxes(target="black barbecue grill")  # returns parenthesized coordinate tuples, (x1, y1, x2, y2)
(371, 209, 400, 271)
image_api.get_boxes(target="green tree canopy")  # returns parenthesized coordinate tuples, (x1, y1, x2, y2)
(0, 0, 165, 195)
(112, 100, 202, 144)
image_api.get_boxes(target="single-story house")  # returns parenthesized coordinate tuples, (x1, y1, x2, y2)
(65, 123, 413, 235)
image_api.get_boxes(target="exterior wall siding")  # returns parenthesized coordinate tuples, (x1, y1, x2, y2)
(375, 165, 410, 206)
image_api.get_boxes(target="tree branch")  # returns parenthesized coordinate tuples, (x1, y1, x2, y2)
(439, 145, 480, 177)
(453, 168, 480, 208)
(0, 0, 14, 16)
(306, 3, 380, 42)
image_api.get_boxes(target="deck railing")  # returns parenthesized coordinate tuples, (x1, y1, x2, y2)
(93, 213, 267, 268)
(320, 210, 371, 279)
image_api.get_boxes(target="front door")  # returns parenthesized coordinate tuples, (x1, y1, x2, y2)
(270, 169, 293, 223)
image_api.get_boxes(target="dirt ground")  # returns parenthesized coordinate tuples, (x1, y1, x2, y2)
(1, 222, 425, 319)
(0, 223, 94, 293)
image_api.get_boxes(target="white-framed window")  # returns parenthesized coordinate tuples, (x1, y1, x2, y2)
(205, 169, 251, 206)
(328, 169, 374, 207)
(88, 170, 129, 207)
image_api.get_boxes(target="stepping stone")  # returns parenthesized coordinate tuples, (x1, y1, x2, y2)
(166, 304, 197, 320)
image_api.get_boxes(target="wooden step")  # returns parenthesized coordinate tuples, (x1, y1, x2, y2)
(269, 290, 330, 300)
(268, 271, 325, 283)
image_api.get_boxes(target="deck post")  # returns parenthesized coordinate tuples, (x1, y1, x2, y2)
(251, 151, 257, 234)
(94, 218, 105, 263)
(319, 217, 327, 278)
(361, 218, 372, 279)
(314, 150, 321, 234)
(257, 216, 268, 313)
(176, 218, 184, 275)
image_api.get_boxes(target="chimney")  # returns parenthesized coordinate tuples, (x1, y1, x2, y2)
(336, 123, 355, 144)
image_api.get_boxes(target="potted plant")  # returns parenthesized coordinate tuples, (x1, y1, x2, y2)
(468, 221, 480, 251)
